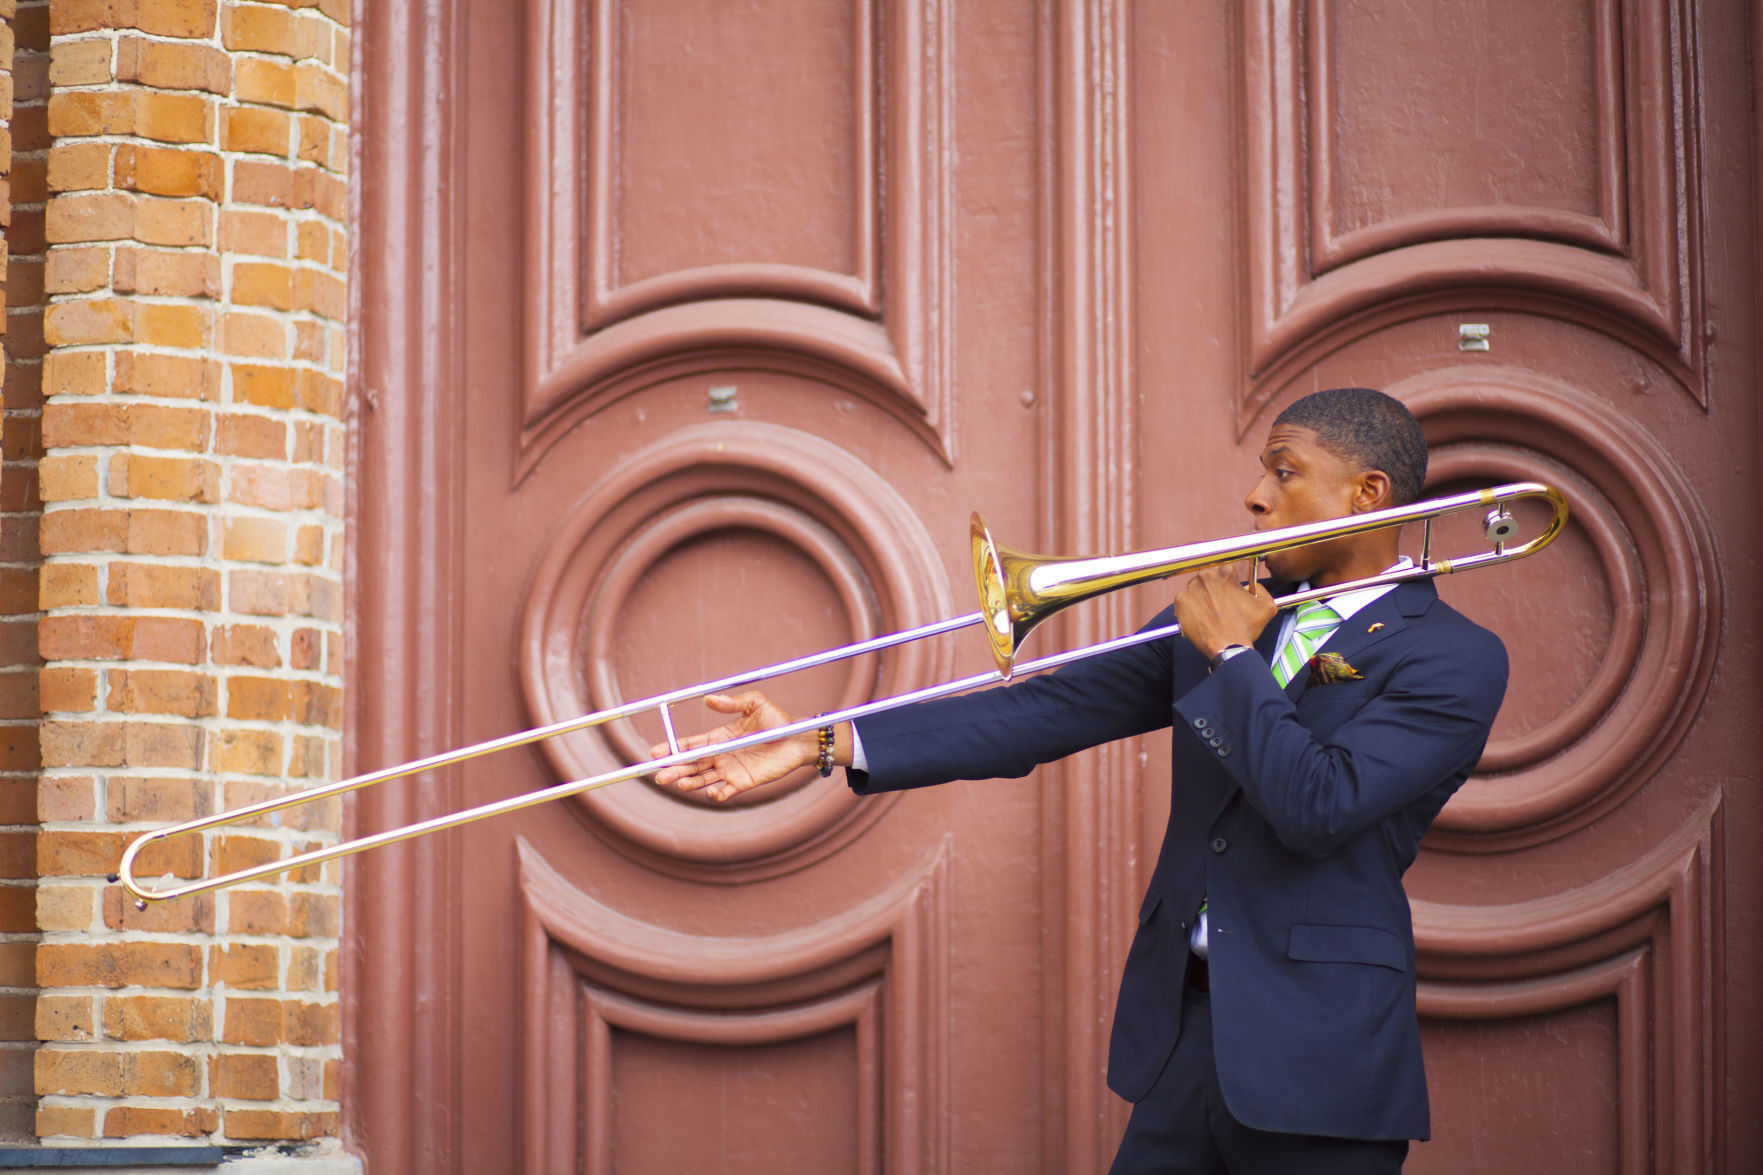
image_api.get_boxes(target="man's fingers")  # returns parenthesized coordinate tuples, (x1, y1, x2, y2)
(705, 768, 759, 803)
(652, 758, 706, 786)
(705, 691, 768, 717)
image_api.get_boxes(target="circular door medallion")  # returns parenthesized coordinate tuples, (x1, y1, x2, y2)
(1398, 370, 1719, 850)
(520, 422, 956, 880)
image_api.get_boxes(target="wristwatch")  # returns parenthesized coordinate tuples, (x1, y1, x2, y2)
(1208, 644, 1252, 673)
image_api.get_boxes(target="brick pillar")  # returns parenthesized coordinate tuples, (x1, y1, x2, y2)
(29, 0, 350, 1151)
(1, 0, 43, 1144)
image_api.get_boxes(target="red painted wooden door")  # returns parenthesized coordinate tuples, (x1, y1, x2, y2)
(1131, 5, 1755, 1172)
(354, 2, 1121, 1172)
(350, 2, 1760, 1172)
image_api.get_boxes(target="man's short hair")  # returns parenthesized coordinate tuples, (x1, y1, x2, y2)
(1273, 387, 1428, 505)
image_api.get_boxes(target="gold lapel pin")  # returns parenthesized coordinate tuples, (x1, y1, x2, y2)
(1367, 622, 1385, 634)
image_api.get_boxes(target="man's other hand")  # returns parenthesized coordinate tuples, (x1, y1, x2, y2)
(1173, 563, 1277, 660)
(650, 691, 817, 803)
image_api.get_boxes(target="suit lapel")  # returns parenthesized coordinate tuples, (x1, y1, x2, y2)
(1285, 577, 1435, 704)
(1204, 578, 1437, 827)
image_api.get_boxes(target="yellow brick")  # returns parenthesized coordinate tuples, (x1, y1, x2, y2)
(211, 730, 283, 776)
(297, 116, 330, 168)
(223, 517, 288, 564)
(44, 298, 133, 346)
(294, 62, 345, 121)
(115, 351, 222, 400)
(232, 261, 292, 311)
(133, 92, 212, 145)
(295, 269, 345, 320)
(224, 106, 292, 156)
(114, 143, 221, 200)
(108, 563, 222, 611)
(220, 209, 289, 258)
(114, 247, 222, 299)
(48, 38, 115, 87)
(109, 453, 220, 504)
(295, 220, 328, 264)
(139, 0, 221, 39)
(35, 994, 96, 1042)
(222, 312, 287, 359)
(36, 883, 97, 933)
(107, 669, 218, 717)
(293, 12, 333, 64)
(44, 247, 113, 297)
(46, 142, 111, 193)
(294, 525, 324, 565)
(37, 455, 100, 502)
(222, 4, 295, 55)
(39, 667, 99, 713)
(52, 0, 218, 39)
(231, 363, 295, 410)
(115, 34, 230, 94)
(47, 91, 133, 137)
(39, 565, 103, 609)
(45, 192, 134, 244)
(36, 1105, 96, 1140)
(133, 196, 213, 248)
(136, 302, 211, 349)
(236, 58, 295, 108)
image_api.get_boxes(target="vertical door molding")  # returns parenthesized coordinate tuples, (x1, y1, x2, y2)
(345, 0, 467, 1170)
(524, 0, 957, 461)
(1239, 0, 1708, 417)
(1038, 1, 1140, 1168)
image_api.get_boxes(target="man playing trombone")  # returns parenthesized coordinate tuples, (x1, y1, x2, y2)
(657, 387, 1508, 1175)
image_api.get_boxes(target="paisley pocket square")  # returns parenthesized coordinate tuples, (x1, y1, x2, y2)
(1306, 651, 1364, 685)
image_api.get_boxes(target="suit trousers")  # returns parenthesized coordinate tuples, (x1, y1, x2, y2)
(1107, 985, 1410, 1175)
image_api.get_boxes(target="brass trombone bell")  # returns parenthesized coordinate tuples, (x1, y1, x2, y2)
(114, 481, 1568, 905)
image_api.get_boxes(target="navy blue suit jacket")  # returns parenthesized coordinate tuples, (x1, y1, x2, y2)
(849, 578, 1507, 1141)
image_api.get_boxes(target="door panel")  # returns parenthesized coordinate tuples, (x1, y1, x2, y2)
(352, 1, 1757, 1170)
(459, 2, 1047, 1172)
(1135, 3, 1751, 1172)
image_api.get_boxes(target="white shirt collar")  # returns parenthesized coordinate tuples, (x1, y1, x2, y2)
(1283, 556, 1415, 630)
(1317, 556, 1415, 621)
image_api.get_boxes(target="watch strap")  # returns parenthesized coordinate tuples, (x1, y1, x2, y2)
(1209, 644, 1252, 673)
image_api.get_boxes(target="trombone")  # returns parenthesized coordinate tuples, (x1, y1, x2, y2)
(114, 481, 1567, 906)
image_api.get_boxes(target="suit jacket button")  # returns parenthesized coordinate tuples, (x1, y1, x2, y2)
(1210, 837, 1228, 853)
(1207, 736, 1221, 747)
(1193, 717, 1207, 730)
(1218, 747, 1231, 757)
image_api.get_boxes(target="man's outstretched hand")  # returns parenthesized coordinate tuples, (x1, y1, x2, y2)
(651, 691, 819, 803)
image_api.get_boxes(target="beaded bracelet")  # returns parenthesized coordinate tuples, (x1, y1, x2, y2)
(815, 724, 836, 777)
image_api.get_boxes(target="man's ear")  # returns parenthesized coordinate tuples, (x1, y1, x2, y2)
(1351, 469, 1393, 513)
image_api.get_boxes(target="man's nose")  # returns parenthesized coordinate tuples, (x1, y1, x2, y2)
(1244, 482, 1269, 515)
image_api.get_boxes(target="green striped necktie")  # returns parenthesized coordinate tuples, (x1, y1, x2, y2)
(1273, 599, 1342, 687)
